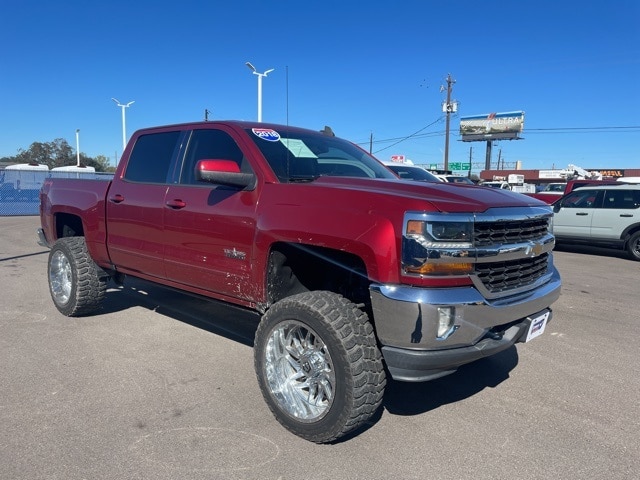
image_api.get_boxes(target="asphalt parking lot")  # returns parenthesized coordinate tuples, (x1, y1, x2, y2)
(1, 216, 639, 480)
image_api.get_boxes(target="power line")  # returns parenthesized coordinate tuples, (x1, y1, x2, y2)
(366, 116, 445, 154)
(360, 124, 638, 148)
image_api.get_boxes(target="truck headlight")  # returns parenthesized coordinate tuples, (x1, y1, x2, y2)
(403, 218, 474, 275)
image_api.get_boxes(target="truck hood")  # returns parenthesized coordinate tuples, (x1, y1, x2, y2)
(311, 176, 549, 213)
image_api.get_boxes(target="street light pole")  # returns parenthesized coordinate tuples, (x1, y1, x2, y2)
(111, 98, 135, 151)
(75, 129, 80, 166)
(245, 62, 274, 122)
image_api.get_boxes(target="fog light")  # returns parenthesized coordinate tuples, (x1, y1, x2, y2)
(437, 307, 456, 339)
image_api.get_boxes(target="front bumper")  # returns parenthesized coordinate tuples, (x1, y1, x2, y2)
(369, 264, 561, 382)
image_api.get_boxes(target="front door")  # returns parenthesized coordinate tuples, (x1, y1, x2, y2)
(162, 128, 259, 302)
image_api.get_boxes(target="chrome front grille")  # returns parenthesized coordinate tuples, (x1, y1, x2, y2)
(474, 217, 550, 246)
(475, 253, 550, 293)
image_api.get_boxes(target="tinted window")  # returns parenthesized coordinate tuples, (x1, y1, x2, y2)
(602, 189, 640, 209)
(124, 131, 181, 183)
(561, 190, 601, 208)
(181, 129, 251, 185)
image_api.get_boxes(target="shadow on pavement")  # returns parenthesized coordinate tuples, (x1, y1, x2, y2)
(96, 275, 519, 433)
(98, 277, 260, 347)
(383, 347, 518, 416)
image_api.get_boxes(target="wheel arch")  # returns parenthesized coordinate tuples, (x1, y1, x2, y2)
(54, 212, 85, 239)
(621, 222, 640, 241)
(265, 242, 372, 311)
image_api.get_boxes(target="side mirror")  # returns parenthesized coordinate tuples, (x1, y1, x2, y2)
(195, 159, 255, 189)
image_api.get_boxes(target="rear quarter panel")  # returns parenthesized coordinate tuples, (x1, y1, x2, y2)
(40, 178, 111, 265)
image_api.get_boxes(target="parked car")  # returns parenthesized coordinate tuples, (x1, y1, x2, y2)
(551, 184, 640, 260)
(435, 174, 475, 184)
(383, 163, 440, 182)
(481, 181, 511, 189)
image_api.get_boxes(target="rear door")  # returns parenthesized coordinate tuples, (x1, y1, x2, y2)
(590, 189, 640, 240)
(162, 127, 260, 301)
(105, 130, 184, 278)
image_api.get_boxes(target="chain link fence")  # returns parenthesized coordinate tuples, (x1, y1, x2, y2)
(0, 170, 113, 216)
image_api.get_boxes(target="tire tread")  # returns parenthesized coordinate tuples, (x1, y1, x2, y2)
(255, 290, 386, 443)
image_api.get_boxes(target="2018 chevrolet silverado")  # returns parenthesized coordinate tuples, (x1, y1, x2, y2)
(38, 121, 561, 442)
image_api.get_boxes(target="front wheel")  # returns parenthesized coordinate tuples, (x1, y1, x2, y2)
(627, 231, 640, 261)
(48, 237, 109, 316)
(254, 291, 386, 443)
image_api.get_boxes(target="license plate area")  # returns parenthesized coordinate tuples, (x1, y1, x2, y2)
(525, 310, 549, 342)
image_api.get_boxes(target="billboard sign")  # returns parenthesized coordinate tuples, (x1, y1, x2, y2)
(460, 111, 525, 141)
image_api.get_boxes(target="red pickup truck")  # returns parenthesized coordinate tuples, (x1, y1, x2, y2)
(38, 121, 561, 442)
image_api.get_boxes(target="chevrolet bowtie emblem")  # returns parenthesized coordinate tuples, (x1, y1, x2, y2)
(525, 243, 543, 257)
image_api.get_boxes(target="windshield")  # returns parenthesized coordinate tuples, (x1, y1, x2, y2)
(245, 127, 396, 182)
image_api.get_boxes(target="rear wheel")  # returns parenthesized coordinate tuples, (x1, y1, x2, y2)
(627, 231, 640, 261)
(254, 291, 386, 443)
(48, 237, 109, 316)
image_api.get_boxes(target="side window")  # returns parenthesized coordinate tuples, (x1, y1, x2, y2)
(181, 129, 251, 185)
(124, 131, 181, 183)
(603, 189, 640, 209)
(561, 190, 599, 208)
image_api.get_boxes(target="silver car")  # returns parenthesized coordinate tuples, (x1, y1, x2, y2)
(551, 184, 640, 260)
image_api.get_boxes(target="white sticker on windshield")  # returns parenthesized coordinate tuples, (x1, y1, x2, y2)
(252, 128, 280, 142)
(280, 138, 318, 158)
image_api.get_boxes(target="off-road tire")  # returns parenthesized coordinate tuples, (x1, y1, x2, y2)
(47, 237, 109, 316)
(254, 291, 386, 443)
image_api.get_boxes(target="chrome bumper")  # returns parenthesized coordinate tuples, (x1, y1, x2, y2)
(369, 262, 561, 381)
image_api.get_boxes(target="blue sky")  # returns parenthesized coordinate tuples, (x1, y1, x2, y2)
(1, 0, 638, 173)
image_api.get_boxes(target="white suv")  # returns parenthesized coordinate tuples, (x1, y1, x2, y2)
(551, 184, 640, 260)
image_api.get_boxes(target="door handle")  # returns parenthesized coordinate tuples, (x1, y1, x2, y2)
(576, 212, 589, 216)
(165, 199, 187, 209)
(109, 194, 125, 203)
(620, 214, 633, 217)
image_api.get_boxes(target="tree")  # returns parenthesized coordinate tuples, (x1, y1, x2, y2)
(14, 139, 74, 169)
(83, 155, 111, 172)
(4, 139, 112, 172)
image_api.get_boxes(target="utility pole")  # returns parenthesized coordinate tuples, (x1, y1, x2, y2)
(442, 73, 456, 172)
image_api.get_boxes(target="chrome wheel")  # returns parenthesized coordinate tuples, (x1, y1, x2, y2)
(264, 320, 335, 422)
(49, 250, 72, 305)
(47, 237, 109, 316)
(254, 291, 385, 442)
